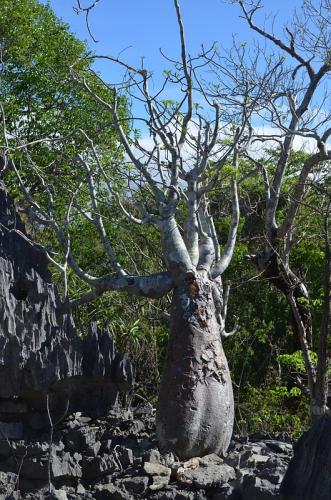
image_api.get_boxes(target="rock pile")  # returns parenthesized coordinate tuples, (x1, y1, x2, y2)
(0, 405, 293, 499)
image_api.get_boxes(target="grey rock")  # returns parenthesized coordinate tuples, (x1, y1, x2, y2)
(23, 491, 49, 500)
(241, 474, 279, 499)
(280, 416, 331, 500)
(115, 446, 133, 468)
(48, 490, 68, 500)
(211, 482, 241, 500)
(226, 444, 265, 469)
(76, 483, 86, 494)
(150, 474, 172, 491)
(0, 470, 16, 484)
(83, 454, 119, 480)
(246, 453, 270, 468)
(134, 402, 154, 417)
(127, 419, 145, 435)
(0, 470, 17, 497)
(144, 461, 171, 476)
(120, 476, 149, 494)
(259, 466, 286, 485)
(161, 452, 175, 467)
(94, 483, 129, 499)
(177, 461, 236, 489)
(63, 430, 84, 452)
(4, 494, 19, 500)
(144, 461, 172, 491)
(100, 439, 113, 454)
(150, 488, 207, 499)
(27, 441, 51, 456)
(86, 441, 102, 457)
(51, 452, 82, 478)
(146, 448, 162, 464)
(198, 453, 224, 466)
(74, 414, 93, 425)
(65, 426, 101, 456)
(0, 181, 133, 418)
(265, 441, 292, 455)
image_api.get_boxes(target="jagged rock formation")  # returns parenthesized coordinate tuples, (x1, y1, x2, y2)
(0, 181, 133, 421)
(280, 416, 331, 500)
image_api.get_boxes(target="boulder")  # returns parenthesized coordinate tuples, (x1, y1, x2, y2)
(241, 474, 279, 499)
(177, 454, 236, 489)
(280, 416, 331, 500)
(120, 476, 149, 495)
(144, 461, 172, 491)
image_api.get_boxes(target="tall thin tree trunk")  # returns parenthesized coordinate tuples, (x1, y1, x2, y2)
(156, 274, 234, 460)
(314, 210, 331, 419)
(247, 247, 317, 412)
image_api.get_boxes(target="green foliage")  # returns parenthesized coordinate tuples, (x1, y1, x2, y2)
(211, 152, 326, 436)
(278, 350, 318, 373)
(1, 0, 127, 218)
(236, 380, 309, 436)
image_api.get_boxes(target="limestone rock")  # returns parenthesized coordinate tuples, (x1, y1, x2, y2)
(49, 490, 68, 500)
(83, 454, 119, 481)
(241, 474, 279, 499)
(144, 461, 172, 491)
(120, 476, 149, 495)
(0, 181, 133, 418)
(280, 416, 331, 500)
(177, 456, 236, 489)
(144, 461, 172, 477)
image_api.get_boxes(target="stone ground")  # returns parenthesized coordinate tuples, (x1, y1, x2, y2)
(0, 404, 294, 500)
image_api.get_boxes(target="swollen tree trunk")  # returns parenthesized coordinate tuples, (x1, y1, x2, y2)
(156, 273, 234, 459)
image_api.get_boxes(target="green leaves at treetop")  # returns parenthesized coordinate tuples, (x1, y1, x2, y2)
(278, 350, 318, 373)
(1, 0, 123, 135)
(1, 0, 128, 231)
(1, 0, 127, 187)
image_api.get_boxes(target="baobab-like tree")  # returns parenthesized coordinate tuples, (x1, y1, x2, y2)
(1, 0, 258, 458)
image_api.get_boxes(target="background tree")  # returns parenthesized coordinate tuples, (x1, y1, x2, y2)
(209, 0, 331, 419)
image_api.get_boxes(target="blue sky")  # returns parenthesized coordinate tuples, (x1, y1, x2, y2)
(41, 0, 312, 144)
(43, 1, 303, 82)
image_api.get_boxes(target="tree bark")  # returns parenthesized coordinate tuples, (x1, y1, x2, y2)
(280, 415, 331, 500)
(314, 211, 330, 419)
(156, 273, 234, 460)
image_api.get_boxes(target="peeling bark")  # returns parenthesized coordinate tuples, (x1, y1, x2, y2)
(156, 273, 234, 459)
